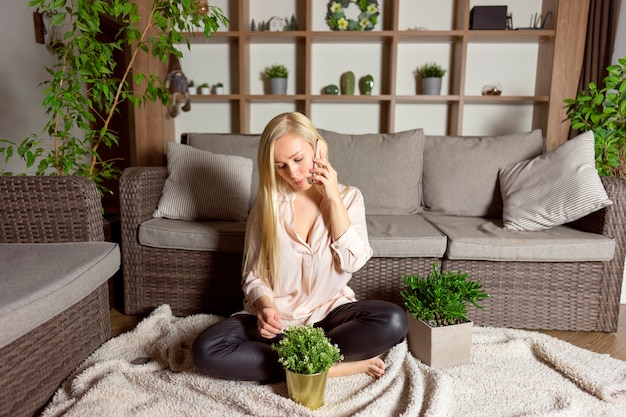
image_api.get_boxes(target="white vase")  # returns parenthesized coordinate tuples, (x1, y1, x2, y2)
(269, 77, 288, 94)
(199, 87, 211, 95)
(422, 77, 443, 95)
(406, 312, 473, 368)
(187, 86, 197, 95)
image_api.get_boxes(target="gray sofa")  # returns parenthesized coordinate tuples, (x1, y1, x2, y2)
(0, 176, 120, 417)
(120, 128, 625, 332)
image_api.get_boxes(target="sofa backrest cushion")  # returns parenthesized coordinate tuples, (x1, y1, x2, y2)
(183, 133, 260, 208)
(422, 130, 543, 217)
(317, 128, 424, 215)
(499, 130, 612, 231)
(154, 142, 253, 221)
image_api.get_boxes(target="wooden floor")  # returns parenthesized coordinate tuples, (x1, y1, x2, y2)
(110, 304, 626, 362)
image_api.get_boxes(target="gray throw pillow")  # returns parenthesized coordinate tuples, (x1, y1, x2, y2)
(499, 131, 612, 231)
(154, 142, 253, 221)
(317, 128, 425, 215)
(422, 130, 544, 217)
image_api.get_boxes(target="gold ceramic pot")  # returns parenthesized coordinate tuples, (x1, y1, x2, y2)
(285, 369, 329, 410)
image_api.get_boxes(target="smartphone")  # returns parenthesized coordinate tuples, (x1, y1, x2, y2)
(307, 139, 319, 184)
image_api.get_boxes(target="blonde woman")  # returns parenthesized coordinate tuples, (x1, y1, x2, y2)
(192, 112, 407, 383)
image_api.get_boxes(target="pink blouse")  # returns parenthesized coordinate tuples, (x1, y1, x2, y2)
(241, 185, 373, 326)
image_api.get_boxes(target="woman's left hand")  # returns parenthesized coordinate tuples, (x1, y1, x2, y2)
(311, 147, 341, 201)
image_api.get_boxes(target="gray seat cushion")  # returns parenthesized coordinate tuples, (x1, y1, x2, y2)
(0, 242, 120, 349)
(366, 214, 446, 258)
(423, 214, 615, 262)
(139, 218, 247, 252)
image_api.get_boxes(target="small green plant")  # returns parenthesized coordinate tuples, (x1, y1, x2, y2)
(266, 64, 289, 79)
(401, 263, 489, 327)
(564, 56, 626, 178)
(272, 325, 343, 375)
(418, 62, 446, 78)
(216, 82, 224, 87)
(198, 82, 210, 88)
(188, 80, 195, 87)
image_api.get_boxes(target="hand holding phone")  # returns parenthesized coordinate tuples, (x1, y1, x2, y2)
(307, 139, 319, 184)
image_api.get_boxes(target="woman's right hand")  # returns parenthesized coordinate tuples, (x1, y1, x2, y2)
(254, 295, 282, 339)
(257, 307, 282, 339)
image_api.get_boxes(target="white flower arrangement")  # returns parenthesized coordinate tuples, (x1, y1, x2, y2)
(326, 0, 379, 31)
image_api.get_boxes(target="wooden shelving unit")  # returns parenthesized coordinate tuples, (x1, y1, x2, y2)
(156, 0, 590, 151)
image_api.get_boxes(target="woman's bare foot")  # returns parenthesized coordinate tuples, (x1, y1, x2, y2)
(328, 356, 385, 378)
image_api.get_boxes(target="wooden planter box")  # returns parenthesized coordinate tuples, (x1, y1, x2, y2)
(406, 312, 473, 368)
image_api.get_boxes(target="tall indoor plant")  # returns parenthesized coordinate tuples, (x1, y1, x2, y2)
(272, 325, 343, 410)
(0, 0, 227, 194)
(564, 56, 626, 179)
(401, 263, 488, 368)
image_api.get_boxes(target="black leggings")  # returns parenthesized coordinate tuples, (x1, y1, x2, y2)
(192, 300, 408, 383)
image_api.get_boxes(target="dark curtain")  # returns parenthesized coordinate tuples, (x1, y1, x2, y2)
(578, 0, 622, 92)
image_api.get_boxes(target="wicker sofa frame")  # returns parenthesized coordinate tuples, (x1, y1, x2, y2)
(0, 176, 112, 417)
(120, 168, 625, 332)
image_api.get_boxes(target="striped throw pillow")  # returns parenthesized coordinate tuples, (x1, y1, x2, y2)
(499, 131, 612, 231)
(154, 142, 253, 221)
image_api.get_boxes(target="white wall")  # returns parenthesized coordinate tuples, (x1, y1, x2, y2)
(0, 0, 57, 174)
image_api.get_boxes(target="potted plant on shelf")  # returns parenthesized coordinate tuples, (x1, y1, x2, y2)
(400, 263, 488, 368)
(214, 82, 224, 94)
(0, 0, 227, 195)
(564, 56, 626, 179)
(271, 325, 343, 410)
(198, 82, 211, 94)
(187, 80, 197, 95)
(417, 62, 447, 95)
(265, 64, 289, 94)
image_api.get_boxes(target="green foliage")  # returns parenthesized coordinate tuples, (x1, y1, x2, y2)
(564, 56, 626, 178)
(265, 64, 289, 79)
(401, 263, 489, 327)
(198, 82, 210, 88)
(272, 325, 343, 374)
(418, 62, 446, 78)
(0, 0, 227, 194)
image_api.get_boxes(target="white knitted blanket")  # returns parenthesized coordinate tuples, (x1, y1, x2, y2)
(43, 305, 626, 417)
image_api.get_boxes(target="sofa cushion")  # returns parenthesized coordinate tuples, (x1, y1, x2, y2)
(183, 133, 261, 208)
(0, 242, 120, 349)
(499, 131, 612, 231)
(139, 218, 247, 252)
(423, 214, 615, 262)
(317, 128, 424, 215)
(367, 214, 446, 257)
(154, 142, 253, 221)
(422, 130, 543, 217)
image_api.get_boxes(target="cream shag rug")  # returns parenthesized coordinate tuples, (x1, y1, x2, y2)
(43, 305, 626, 417)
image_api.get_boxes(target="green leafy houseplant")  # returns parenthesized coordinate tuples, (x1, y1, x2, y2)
(564, 56, 626, 178)
(418, 62, 446, 78)
(265, 64, 289, 79)
(272, 325, 343, 375)
(0, 0, 227, 194)
(401, 263, 489, 327)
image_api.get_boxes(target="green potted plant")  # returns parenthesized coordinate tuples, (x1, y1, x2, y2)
(198, 82, 211, 95)
(214, 82, 224, 94)
(272, 325, 343, 410)
(187, 80, 197, 95)
(0, 0, 227, 195)
(265, 64, 289, 94)
(417, 62, 447, 95)
(400, 263, 488, 368)
(564, 56, 626, 179)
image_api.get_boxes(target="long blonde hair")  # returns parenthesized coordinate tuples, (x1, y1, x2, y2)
(244, 112, 327, 290)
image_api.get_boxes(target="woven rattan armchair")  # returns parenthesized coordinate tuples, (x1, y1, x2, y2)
(0, 176, 115, 417)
